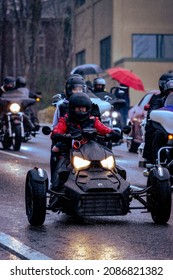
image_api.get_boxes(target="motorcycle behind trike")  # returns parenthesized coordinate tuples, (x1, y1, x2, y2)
(0, 92, 37, 151)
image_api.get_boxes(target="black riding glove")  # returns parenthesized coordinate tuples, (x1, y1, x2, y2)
(105, 130, 122, 142)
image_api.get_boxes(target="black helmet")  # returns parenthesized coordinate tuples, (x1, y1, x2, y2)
(68, 92, 92, 122)
(3, 76, 15, 91)
(93, 77, 106, 92)
(65, 75, 85, 99)
(158, 72, 173, 92)
(16, 76, 26, 88)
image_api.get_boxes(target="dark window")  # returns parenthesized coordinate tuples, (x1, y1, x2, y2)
(76, 50, 86, 65)
(100, 36, 111, 69)
(132, 34, 173, 59)
(75, 0, 85, 8)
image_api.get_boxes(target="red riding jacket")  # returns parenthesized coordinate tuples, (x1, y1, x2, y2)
(52, 115, 112, 136)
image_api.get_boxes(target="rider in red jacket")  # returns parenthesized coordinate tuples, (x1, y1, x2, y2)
(50, 92, 121, 192)
(52, 114, 112, 136)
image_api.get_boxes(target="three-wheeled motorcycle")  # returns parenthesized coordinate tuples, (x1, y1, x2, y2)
(25, 126, 172, 226)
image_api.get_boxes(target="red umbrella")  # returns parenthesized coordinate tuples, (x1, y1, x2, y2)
(107, 67, 145, 91)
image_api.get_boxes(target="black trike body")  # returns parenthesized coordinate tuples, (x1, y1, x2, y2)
(25, 127, 172, 226)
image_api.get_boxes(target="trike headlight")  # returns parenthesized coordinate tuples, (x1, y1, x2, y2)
(100, 156, 115, 169)
(73, 156, 91, 170)
(10, 103, 20, 113)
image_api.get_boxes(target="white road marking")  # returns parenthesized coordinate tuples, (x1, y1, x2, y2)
(0, 232, 52, 260)
(0, 150, 28, 159)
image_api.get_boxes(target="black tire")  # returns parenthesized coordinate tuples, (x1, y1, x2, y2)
(25, 171, 47, 226)
(12, 125, 22, 151)
(147, 175, 172, 224)
(127, 139, 139, 153)
(2, 134, 12, 149)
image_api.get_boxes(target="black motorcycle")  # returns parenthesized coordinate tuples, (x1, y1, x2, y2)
(101, 95, 126, 129)
(25, 126, 172, 226)
(0, 94, 36, 150)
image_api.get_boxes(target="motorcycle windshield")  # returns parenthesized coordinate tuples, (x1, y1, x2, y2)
(73, 140, 113, 161)
(0, 96, 36, 108)
(164, 92, 173, 108)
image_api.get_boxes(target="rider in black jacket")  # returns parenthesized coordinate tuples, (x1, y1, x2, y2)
(143, 73, 173, 163)
(15, 76, 40, 131)
(0, 76, 15, 96)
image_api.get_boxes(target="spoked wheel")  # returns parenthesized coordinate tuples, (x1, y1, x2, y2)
(25, 170, 47, 226)
(147, 168, 172, 224)
(12, 125, 22, 151)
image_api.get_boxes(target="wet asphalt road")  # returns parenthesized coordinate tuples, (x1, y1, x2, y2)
(0, 129, 173, 260)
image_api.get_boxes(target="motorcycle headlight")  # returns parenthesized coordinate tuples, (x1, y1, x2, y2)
(73, 156, 91, 170)
(10, 103, 20, 113)
(112, 111, 118, 118)
(100, 156, 115, 169)
(112, 119, 117, 125)
(103, 111, 110, 117)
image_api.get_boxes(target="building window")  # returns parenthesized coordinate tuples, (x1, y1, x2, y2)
(76, 50, 86, 65)
(132, 34, 173, 59)
(100, 36, 111, 69)
(75, 0, 85, 8)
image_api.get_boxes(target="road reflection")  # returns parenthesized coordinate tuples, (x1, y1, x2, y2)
(69, 233, 122, 259)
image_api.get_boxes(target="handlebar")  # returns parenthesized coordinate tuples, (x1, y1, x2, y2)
(42, 125, 131, 143)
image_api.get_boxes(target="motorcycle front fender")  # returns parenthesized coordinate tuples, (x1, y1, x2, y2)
(27, 167, 48, 183)
(11, 114, 25, 137)
(149, 166, 170, 181)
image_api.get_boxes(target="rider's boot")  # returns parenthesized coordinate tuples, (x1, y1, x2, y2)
(50, 172, 61, 192)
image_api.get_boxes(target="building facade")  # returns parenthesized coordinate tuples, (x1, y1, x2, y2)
(73, 0, 173, 104)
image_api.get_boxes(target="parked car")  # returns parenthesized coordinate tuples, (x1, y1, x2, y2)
(127, 90, 160, 153)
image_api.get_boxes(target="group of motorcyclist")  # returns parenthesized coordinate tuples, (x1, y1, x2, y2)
(50, 70, 173, 193)
(1, 70, 172, 192)
(0, 76, 40, 133)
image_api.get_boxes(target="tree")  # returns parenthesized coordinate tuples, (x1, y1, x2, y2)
(10, 0, 42, 88)
(0, 0, 74, 107)
(0, 0, 8, 83)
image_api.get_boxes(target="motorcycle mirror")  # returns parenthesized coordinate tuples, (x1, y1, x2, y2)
(42, 126, 52, 135)
(104, 95, 112, 101)
(36, 91, 42, 96)
(110, 86, 118, 94)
